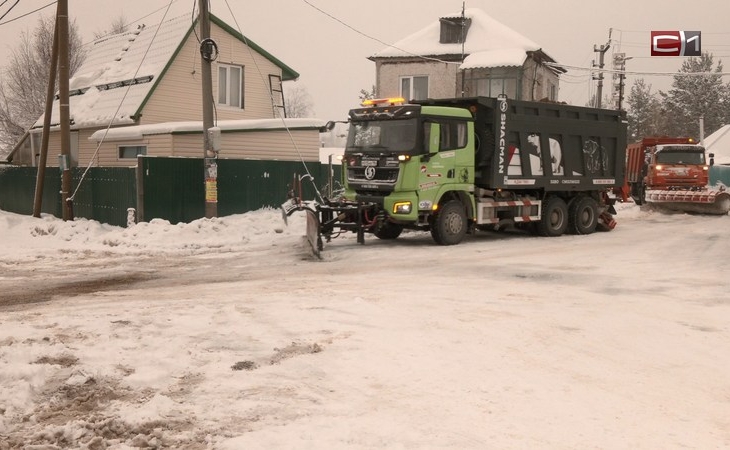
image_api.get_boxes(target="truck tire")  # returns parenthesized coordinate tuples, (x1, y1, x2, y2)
(431, 200, 467, 245)
(631, 183, 646, 205)
(568, 195, 598, 235)
(374, 222, 403, 240)
(536, 196, 568, 237)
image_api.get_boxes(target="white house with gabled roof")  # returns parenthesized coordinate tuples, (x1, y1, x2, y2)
(704, 125, 730, 165)
(369, 8, 565, 102)
(8, 13, 324, 167)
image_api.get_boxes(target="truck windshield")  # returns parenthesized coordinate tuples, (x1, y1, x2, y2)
(346, 119, 418, 153)
(656, 148, 705, 165)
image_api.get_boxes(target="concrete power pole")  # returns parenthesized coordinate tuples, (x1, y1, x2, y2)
(593, 30, 612, 109)
(199, 0, 218, 218)
(613, 53, 632, 110)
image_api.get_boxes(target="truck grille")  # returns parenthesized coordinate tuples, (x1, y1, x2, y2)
(347, 167, 399, 183)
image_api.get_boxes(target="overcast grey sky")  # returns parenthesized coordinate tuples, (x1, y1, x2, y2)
(1, 0, 729, 120)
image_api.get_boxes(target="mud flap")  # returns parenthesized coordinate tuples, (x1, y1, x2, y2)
(598, 212, 617, 231)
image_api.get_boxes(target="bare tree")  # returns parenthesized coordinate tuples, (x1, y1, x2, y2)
(284, 84, 314, 118)
(359, 85, 376, 102)
(0, 15, 85, 154)
(93, 14, 128, 40)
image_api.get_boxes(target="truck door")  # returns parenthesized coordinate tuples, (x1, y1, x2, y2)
(418, 120, 472, 202)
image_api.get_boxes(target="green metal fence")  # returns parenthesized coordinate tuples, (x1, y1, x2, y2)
(0, 157, 341, 226)
(0, 165, 61, 217)
(710, 164, 730, 188)
(0, 166, 136, 226)
(138, 157, 337, 223)
(72, 168, 137, 226)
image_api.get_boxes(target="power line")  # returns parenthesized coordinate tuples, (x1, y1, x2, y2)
(0, 0, 19, 22)
(612, 28, 730, 35)
(548, 62, 730, 77)
(300, 0, 457, 65)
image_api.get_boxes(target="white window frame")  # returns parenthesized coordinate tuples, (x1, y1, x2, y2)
(218, 63, 243, 108)
(400, 75, 429, 101)
(118, 144, 147, 160)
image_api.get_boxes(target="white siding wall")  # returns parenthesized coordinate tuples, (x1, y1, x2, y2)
(171, 129, 320, 161)
(83, 134, 173, 167)
(140, 23, 284, 125)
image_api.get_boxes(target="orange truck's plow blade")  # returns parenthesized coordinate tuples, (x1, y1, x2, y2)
(645, 188, 730, 215)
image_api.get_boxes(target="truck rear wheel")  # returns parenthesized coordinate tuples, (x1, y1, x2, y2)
(536, 196, 568, 237)
(568, 195, 598, 235)
(431, 200, 467, 245)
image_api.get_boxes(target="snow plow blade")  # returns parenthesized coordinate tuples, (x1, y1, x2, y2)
(281, 198, 323, 258)
(645, 189, 730, 215)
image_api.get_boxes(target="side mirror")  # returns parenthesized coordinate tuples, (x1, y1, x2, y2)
(709, 153, 715, 166)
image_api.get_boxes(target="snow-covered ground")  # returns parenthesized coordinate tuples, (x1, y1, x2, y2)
(0, 204, 729, 449)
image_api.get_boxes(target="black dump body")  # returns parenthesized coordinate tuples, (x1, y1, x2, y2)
(415, 96, 627, 191)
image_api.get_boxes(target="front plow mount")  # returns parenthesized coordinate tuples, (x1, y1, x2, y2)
(281, 174, 374, 257)
(282, 197, 374, 257)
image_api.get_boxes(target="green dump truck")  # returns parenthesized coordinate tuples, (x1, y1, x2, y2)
(284, 95, 627, 251)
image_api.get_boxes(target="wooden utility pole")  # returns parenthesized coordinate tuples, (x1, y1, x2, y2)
(33, 2, 61, 217)
(58, 0, 73, 220)
(199, 0, 217, 218)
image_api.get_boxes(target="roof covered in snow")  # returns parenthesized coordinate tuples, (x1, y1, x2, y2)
(34, 14, 298, 131)
(704, 125, 730, 165)
(370, 8, 558, 70)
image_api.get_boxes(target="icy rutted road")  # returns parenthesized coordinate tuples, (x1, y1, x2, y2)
(1, 206, 729, 449)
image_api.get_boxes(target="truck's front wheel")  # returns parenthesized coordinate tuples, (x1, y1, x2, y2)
(536, 196, 568, 237)
(431, 200, 467, 245)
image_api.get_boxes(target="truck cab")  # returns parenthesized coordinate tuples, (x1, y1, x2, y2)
(343, 98, 475, 230)
(646, 143, 710, 189)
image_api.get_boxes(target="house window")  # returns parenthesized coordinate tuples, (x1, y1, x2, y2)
(119, 145, 147, 159)
(218, 64, 244, 108)
(400, 76, 428, 101)
(472, 76, 518, 98)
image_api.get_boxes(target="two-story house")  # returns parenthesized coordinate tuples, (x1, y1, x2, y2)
(8, 13, 323, 167)
(369, 8, 564, 102)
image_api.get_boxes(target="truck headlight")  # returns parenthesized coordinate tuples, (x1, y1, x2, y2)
(393, 202, 412, 214)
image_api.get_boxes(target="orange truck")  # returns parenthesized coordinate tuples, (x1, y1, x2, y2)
(623, 136, 729, 214)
